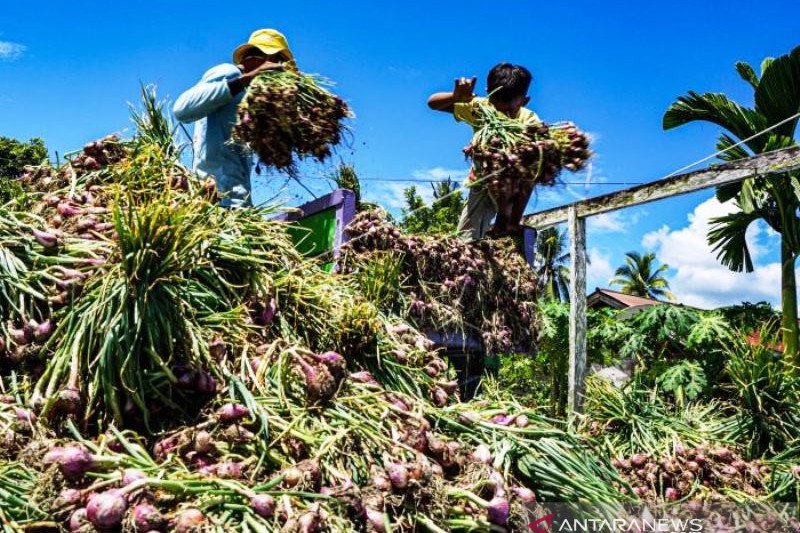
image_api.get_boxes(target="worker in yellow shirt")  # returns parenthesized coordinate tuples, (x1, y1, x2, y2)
(428, 63, 539, 240)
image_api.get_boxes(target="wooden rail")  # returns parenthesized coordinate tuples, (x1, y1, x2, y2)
(522, 146, 800, 414)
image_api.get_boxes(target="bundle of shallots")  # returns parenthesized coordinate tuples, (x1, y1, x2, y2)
(233, 70, 352, 174)
(462, 102, 592, 230)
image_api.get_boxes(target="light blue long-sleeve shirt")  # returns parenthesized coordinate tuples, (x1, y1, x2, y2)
(173, 63, 252, 207)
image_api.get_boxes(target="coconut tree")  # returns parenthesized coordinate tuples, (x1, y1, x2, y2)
(663, 46, 800, 362)
(610, 251, 675, 301)
(535, 227, 571, 302)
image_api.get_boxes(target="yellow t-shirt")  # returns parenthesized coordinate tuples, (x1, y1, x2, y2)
(454, 97, 540, 186)
(453, 97, 539, 130)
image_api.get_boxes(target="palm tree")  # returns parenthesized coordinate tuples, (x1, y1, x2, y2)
(610, 251, 675, 301)
(535, 227, 571, 302)
(663, 46, 800, 361)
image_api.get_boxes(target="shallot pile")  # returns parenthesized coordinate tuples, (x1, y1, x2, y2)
(0, 91, 631, 532)
(342, 209, 539, 355)
(1, 86, 798, 533)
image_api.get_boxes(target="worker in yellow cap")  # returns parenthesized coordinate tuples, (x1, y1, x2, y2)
(174, 29, 296, 207)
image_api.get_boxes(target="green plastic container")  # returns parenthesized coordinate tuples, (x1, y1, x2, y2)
(279, 189, 357, 272)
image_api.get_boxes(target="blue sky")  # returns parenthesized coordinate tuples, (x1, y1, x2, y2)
(1, 1, 797, 308)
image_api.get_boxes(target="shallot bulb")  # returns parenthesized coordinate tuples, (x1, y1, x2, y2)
(365, 508, 387, 533)
(512, 486, 537, 505)
(251, 494, 276, 518)
(132, 502, 164, 531)
(349, 371, 377, 384)
(174, 508, 205, 533)
(54, 488, 83, 509)
(487, 496, 510, 526)
(34, 319, 54, 342)
(471, 444, 493, 465)
(194, 430, 215, 454)
(217, 403, 249, 423)
(44, 446, 94, 480)
(68, 508, 89, 531)
(33, 229, 58, 248)
(86, 489, 127, 529)
(386, 461, 409, 491)
(54, 386, 82, 415)
(122, 468, 147, 487)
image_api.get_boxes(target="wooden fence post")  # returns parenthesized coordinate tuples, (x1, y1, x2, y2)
(568, 204, 587, 415)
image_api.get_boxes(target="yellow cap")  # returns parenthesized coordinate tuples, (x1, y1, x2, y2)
(233, 29, 296, 70)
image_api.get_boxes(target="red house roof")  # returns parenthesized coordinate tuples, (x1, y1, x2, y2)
(587, 288, 664, 310)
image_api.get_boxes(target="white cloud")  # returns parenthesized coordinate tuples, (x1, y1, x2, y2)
(587, 210, 646, 234)
(0, 41, 26, 61)
(589, 212, 625, 232)
(411, 167, 467, 182)
(366, 182, 426, 211)
(587, 247, 614, 288)
(363, 167, 467, 212)
(641, 197, 785, 309)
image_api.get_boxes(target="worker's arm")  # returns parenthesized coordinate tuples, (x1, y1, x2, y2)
(173, 64, 242, 123)
(173, 62, 285, 123)
(427, 76, 477, 114)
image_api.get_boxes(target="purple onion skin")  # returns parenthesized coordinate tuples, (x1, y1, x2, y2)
(174, 508, 205, 533)
(68, 508, 89, 531)
(472, 444, 493, 465)
(216, 461, 244, 479)
(153, 436, 178, 460)
(386, 462, 409, 490)
(54, 488, 83, 509)
(86, 489, 128, 529)
(490, 414, 515, 426)
(512, 486, 537, 505)
(132, 502, 165, 531)
(251, 494, 276, 518)
(487, 496, 510, 526)
(314, 351, 344, 365)
(217, 403, 249, 423)
(34, 319, 54, 341)
(9, 327, 29, 346)
(44, 446, 94, 480)
(15, 408, 36, 425)
(255, 299, 277, 326)
(349, 371, 377, 384)
(298, 508, 321, 532)
(122, 468, 147, 487)
(194, 371, 217, 394)
(33, 228, 58, 248)
(366, 508, 387, 533)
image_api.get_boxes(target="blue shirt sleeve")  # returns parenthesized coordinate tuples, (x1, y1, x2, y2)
(173, 64, 241, 123)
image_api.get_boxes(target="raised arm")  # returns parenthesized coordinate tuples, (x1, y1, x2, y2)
(173, 64, 242, 123)
(427, 76, 477, 114)
(174, 62, 286, 123)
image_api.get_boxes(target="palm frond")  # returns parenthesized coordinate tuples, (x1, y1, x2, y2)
(754, 45, 800, 138)
(707, 210, 761, 273)
(735, 61, 760, 90)
(663, 91, 768, 153)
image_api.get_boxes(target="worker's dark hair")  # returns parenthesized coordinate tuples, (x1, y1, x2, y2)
(487, 63, 532, 102)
